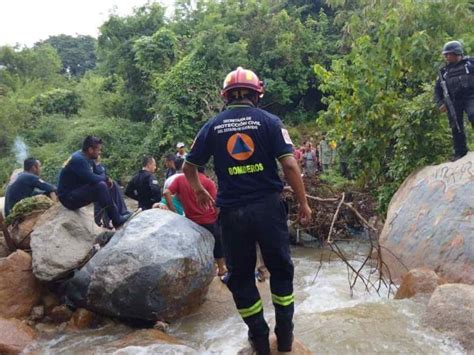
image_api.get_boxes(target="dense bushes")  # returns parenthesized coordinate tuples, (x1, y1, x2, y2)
(0, 0, 473, 214)
(315, 0, 473, 211)
(33, 89, 82, 117)
(27, 115, 147, 184)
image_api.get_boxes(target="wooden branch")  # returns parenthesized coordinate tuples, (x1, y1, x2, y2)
(327, 192, 345, 244)
(306, 194, 339, 202)
(342, 202, 376, 231)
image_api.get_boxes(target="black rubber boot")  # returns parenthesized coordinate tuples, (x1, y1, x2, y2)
(276, 331, 293, 352)
(248, 334, 270, 355)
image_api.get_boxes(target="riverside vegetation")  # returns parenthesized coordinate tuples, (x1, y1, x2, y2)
(0, 0, 473, 213)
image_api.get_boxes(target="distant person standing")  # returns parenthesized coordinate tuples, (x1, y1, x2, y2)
(434, 40, 474, 160)
(292, 145, 302, 168)
(302, 142, 317, 176)
(125, 156, 162, 210)
(318, 135, 332, 172)
(176, 142, 187, 159)
(4, 158, 57, 216)
(164, 153, 177, 180)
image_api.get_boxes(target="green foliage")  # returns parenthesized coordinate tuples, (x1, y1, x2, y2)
(75, 73, 127, 118)
(133, 28, 178, 73)
(97, 3, 167, 120)
(320, 169, 356, 192)
(33, 89, 82, 117)
(94, 1, 338, 123)
(0, 45, 63, 88)
(0, 44, 67, 160)
(27, 115, 147, 183)
(36, 34, 97, 76)
(5, 195, 54, 226)
(145, 54, 221, 157)
(2, 0, 472, 217)
(0, 155, 15, 195)
(314, 0, 473, 212)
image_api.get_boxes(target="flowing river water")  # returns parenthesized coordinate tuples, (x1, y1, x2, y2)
(26, 244, 465, 354)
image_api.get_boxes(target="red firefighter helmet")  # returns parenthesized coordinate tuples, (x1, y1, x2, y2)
(221, 66, 264, 98)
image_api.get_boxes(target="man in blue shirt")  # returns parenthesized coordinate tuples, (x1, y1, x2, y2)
(57, 136, 129, 228)
(4, 158, 57, 217)
(183, 67, 312, 354)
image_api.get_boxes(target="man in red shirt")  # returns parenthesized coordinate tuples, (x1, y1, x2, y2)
(163, 167, 227, 277)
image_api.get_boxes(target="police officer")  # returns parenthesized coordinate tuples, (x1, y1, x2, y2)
(125, 156, 162, 210)
(182, 67, 312, 354)
(435, 40, 474, 160)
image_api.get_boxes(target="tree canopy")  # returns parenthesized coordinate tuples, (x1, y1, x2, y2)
(36, 35, 97, 76)
(0, 0, 472, 211)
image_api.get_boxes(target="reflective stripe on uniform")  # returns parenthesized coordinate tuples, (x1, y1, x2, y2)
(272, 293, 294, 307)
(238, 299, 263, 318)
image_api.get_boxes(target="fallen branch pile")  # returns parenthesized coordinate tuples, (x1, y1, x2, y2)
(285, 174, 397, 297)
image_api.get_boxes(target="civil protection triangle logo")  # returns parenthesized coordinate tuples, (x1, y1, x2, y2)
(226, 133, 255, 161)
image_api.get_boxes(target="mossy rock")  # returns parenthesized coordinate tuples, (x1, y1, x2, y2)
(5, 195, 54, 226)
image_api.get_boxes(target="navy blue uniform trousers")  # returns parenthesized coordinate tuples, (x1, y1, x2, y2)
(219, 192, 294, 350)
(200, 222, 224, 260)
(452, 93, 474, 157)
(59, 181, 122, 226)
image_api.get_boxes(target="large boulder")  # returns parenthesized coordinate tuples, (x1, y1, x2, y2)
(0, 250, 41, 318)
(9, 211, 45, 249)
(0, 232, 10, 258)
(0, 317, 37, 354)
(379, 153, 474, 284)
(31, 204, 101, 281)
(423, 284, 474, 352)
(394, 268, 442, 300)
(65, 209, 215, 322)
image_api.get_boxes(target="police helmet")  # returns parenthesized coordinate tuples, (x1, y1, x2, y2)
(442, 41, 464, 56)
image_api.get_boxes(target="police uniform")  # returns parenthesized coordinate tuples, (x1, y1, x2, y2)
(435, 56, 474, 158)
(186, 104, 295, 351)
(125, 170, 162, 210)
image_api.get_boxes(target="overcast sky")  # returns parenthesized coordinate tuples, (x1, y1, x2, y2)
(0, 0, 176, 47)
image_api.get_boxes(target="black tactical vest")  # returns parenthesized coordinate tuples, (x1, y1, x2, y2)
(441, 57, 474, 98)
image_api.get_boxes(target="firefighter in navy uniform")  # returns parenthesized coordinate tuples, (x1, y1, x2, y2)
(435, 40, 474, 160)
(182, 67, 312, 354)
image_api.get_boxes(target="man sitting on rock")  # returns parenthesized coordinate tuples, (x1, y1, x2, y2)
(93, 157, 131, 228)
(4, 157, 57, 217)
(57, 136, 130, 228)
(161, 166, 227, 277)
(125, 156, 162, 210)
